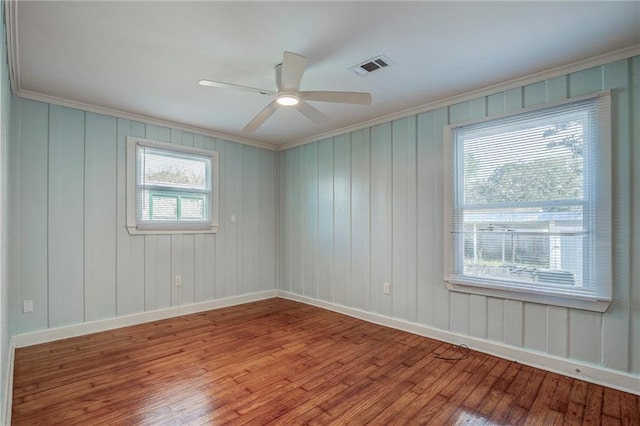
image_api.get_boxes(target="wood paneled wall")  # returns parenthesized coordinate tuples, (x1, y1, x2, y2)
(6, 56, 640, 385)
(279, 57, 640, 376)
(8, 99, 278, 335)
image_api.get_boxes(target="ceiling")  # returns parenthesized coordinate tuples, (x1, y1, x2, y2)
(11, 1, 640, 147)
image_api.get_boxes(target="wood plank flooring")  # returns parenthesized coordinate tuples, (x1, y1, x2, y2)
(12, 298, 640, 425)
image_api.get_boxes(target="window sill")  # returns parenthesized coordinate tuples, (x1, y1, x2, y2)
(126, 225, 219, 235)
(445, 277, 611, 313)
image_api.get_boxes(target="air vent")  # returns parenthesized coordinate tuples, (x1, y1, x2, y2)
(350, 55, 395, 76)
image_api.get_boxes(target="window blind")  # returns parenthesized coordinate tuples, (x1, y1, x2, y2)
(447, 92, 611, 302)
(136, 143, 212, 230)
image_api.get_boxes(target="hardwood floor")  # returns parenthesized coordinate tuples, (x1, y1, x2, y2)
(12, 298, 640, 425)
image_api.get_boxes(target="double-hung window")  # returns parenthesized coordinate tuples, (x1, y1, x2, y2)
(127, 137, 219, 234)
(444, 91, 611, 312)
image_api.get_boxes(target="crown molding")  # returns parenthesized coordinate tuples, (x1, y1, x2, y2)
(5, 0, 638, 153)
(5, 1, 276, 151)
(16, 90, 278, 151)
(278, 43, 640, 151)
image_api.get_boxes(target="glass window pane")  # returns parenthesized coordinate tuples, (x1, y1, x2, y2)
(453, 102, 596, 291)
(135, 143, 214, 226)
(446, 93, 612, 309)
(150, 195, 178, 220)
(462, 116, 585, 205)
(141, 148, 209, 190)
(181, 197, 205, 220)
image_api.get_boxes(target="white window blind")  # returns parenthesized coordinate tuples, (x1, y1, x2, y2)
(445, 92, 611, 311)
(126, 137, 219, 235)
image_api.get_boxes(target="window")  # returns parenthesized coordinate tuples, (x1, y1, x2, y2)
(444, 91, 611, 312)
(127, 137, 219, 234)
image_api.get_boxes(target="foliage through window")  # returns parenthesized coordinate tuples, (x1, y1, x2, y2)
(127, 137, 219, 234)
(444, 92, 611, 311)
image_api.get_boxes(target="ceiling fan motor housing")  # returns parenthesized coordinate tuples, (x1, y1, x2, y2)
(200, 51, 372, 133)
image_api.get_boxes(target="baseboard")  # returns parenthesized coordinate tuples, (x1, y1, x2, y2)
(277, 291, 640, 396)
(2, 337, 15, 426)
(12, 290, 277, 348)
(7, 288, 638, 415)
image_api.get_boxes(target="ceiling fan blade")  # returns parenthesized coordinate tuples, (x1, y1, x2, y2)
(242, 100, 280, 133)
(296, 101, 329, 124)
(279, 51, 307, 91)
(199, 80, 274, 96)
(298, 91, 372, 105)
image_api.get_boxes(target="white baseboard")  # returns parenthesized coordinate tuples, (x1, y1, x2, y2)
(2, 338, 14, 426)
(277, 291, 640, 396)
(6, 287, 638, 424)
(5, 291, 277, 424)
(12, 291, 277, 348)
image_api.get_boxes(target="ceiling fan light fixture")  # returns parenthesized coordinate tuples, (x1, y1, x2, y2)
(276, 94, 299, 106)
(200, 51, 372, 132)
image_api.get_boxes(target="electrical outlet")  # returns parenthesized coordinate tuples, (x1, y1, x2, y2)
(383, 282, 391, 295)
(23, 300, 34, 313)
(174, 275, 183, 287)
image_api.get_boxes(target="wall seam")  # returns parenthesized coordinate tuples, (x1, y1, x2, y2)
(46, 104, 51, 327)
(82, 110, 86, 323)
(414, 115, 419, 323)
(367, 129, 372, 312)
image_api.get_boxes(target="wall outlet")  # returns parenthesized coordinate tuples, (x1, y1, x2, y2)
(383, 282, 391, 295)
(174, 275, 183, 287)
(23, 299, 34, 313)
(230, 213, 237, 223)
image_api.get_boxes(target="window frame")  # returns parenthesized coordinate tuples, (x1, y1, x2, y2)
(443, 91, 612, 312)
(126, 136, 219, 235)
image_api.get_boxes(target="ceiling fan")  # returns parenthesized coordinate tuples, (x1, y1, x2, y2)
(199, 51, 372, 133)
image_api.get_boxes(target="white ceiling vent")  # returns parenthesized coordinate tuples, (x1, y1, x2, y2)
(349, 55, 395, 76)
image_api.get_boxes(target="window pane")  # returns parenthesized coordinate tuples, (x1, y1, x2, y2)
(142, 148, 209, 190)
(458, 112, 589, 288)
(181, 197, 205, 220)
(135, 143, 214, 226)
(150, 195, 178, 220)
(455, 108, 591, 289)
(462, 115, 585, 205)
(462, 205, 584, 287)
(446, 93, 612, 308)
